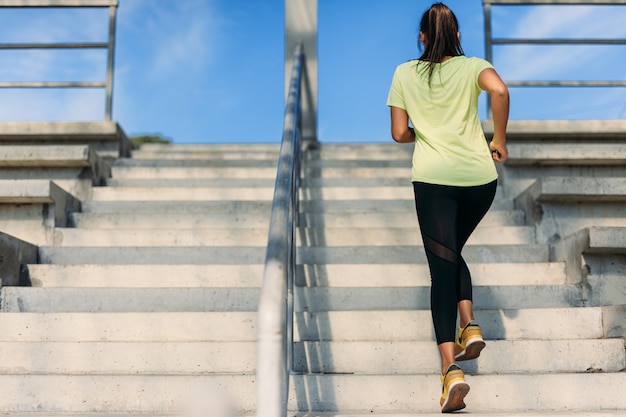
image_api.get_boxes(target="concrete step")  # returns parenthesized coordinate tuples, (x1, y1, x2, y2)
(301, 186, 505, 202)
(294, 285, 583, 311)
(78, 199, 515, 215)
(133, 142, 407, 157)
(138, 143, 279, 152)
(91, 186, 505, 203)
(302, 166, 410, 178)
(28, 262, 564, 288)
(298, 245, 549, 264)
(285, 373, 626, 413)
(52, 228, 271, 247)
(1, 284, 582, 313)
(297, 262, 565, 287)
(300, 209, 525, 227)
(79, 200, 272, 215)
(296, 199, 513, 213)
(110, 166, 414, 180)
(0, 373, 623, 414)
(304, 159, 412, 169)
(295, 226, 535, 245)
(107, 177, 277, 188)
(70, 212, 272, 229)
(28, 264, 264, 288)
(305, 147, 414, 160)
(91, 186, 275, 201)
(131, 151, 280, 160)
(0, 338, 621, 376)
(113, 158, 412, 169)
(0, 287, 260, 312)
(51, 226, 535, 247)
(70, 209, 526, 229)
(293, 308, 608, 341)
(0, 374, 255, 414)
(506, 142, 626, 166)
(517, 176, 626, 204)
(111, 166, 279, 179)
(38, 246, 267, 264)
(0, 312, 257, 342)
(105, 177, 418, 188)
(113, 159, 279, 168)
(0, 341, 257, 374)
(0, 120, 130, 159)
(292, 339, 625, 374)
(37, 245, 547, 265)
(0, 308, 607, 343)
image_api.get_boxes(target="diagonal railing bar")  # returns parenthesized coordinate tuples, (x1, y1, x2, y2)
(257, 43, 303, 417)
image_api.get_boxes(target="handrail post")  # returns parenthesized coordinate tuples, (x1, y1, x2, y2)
(105, 4, 118, 121)
(285, 0, 317, 146)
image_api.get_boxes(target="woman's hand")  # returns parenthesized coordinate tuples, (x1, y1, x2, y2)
(490, 138, 508, 163)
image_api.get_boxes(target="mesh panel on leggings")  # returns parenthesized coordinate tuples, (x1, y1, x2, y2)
(422, 233, 457, 265)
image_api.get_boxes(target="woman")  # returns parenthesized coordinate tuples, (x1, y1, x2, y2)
(386, 2, 509, 413)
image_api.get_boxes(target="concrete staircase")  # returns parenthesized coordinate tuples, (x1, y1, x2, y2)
(0, 141, 623, 416)
(291, 143, 626, 415)
(0, 143, 275, 414)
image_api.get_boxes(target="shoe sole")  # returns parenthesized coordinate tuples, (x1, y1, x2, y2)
(441, 380, 470, 413)
(455, 339, 486, 361)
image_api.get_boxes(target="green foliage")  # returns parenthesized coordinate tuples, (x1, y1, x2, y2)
(129, 133, 172, 149)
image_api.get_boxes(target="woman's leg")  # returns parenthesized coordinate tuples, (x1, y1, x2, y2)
(455, 180, 498, 326)
(413, 182, 461, 373)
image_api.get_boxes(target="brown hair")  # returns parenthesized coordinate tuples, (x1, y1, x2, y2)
(418, 3, 464, 85)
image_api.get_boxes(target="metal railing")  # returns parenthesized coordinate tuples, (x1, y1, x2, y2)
(257, 43, 304, 417)
(0, 0, 118, 120)
(482, 0, 626, 116)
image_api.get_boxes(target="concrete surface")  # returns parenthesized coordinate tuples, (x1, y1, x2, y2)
(0, 121, 131, 158)
(0, 180, 81, 245)
(0, 231, 37, 286)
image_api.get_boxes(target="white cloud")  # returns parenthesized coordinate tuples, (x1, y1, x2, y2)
(119, 0, 220, 80)
(511, 5, 626, 39)
(151, 17, 212, 77)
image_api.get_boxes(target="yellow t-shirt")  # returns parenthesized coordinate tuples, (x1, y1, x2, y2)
(387, 56, 497, 187)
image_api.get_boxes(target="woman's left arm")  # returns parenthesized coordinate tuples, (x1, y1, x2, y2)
(390, 106, 416, 143)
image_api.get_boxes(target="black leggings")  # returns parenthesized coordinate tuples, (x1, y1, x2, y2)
(413, 180, 497, 345)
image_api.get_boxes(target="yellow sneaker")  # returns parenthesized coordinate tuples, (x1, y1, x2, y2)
(454, 321, 486, 361)
(440, 364, 470, 413)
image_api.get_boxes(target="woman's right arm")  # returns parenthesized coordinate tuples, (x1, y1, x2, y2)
(390, 106, 416, 143)
(478, 68, 509, 162)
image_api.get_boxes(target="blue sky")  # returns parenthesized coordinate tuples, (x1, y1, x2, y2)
(0, 0, 624, 143)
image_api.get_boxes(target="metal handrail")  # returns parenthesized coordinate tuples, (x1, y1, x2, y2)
(482, 0, 626, 116)
(257, 43, 303, 417)
(0, 0, 118, 120)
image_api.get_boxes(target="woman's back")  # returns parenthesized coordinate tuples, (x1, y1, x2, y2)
(387, 55, 497, 186)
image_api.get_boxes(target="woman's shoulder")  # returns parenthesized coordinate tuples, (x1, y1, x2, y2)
(448, 56, 491, 65)
(466, 56, 494, 69)
(394, 59, 420, 71)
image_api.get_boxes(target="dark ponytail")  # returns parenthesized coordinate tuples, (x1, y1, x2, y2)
(418, 3, 464, 85)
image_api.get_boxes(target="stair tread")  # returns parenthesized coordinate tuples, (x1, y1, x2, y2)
(28, 262, 565, 288)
